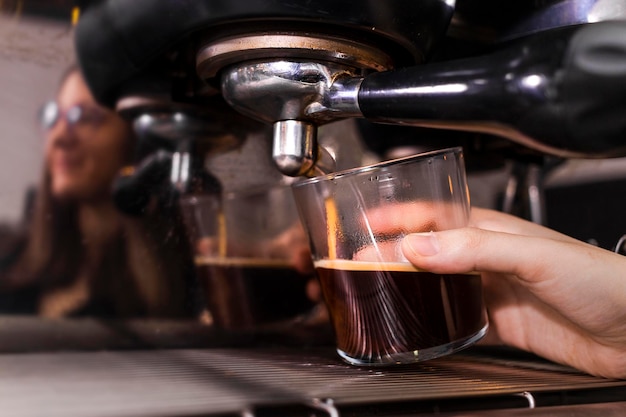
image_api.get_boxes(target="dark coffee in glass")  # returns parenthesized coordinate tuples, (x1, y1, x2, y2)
(293, 147, 488, 366)
(196, 256, 314, 330)
(315, 259, 487, 364)
(181, 185, 315, 331)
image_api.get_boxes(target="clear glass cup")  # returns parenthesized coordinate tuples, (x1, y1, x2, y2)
(180, 184, 315, 330)
(292, 147, 488, 366)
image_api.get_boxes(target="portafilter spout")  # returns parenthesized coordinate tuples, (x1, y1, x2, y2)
(216, 21, 626, 175)
(198, 32, 395, 177)
(220, 61, 363, 177)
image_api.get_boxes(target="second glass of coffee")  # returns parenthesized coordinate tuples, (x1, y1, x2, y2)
(292, 147, 488, 366)
(181, 184, 315, 330)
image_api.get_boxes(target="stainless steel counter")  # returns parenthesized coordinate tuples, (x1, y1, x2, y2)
(0, 316, 623, 417)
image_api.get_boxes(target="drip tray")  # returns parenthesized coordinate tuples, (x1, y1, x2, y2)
(0, 346, 625, 417)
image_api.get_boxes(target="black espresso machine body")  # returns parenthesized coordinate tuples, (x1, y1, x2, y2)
(74, 0, 457, 184)
(74, 0, 454, 107)
(74, 0, 626, 184)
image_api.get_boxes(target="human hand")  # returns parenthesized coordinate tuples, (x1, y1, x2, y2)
(401, 207, 626, 379)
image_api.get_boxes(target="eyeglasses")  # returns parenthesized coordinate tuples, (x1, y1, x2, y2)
(39, 101, 108, 132)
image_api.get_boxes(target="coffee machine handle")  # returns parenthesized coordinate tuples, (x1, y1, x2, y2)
(358, 21, 626, 158)
(112, 150, 173, 216)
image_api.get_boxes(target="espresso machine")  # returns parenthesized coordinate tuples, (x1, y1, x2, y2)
(21, 0, 621, 416)
(74, 0, 626, 178)
(70, 0, 626, 236)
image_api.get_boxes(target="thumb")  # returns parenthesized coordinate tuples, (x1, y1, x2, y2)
(400, 228, 566, 280)
(401, 227, 624, 311)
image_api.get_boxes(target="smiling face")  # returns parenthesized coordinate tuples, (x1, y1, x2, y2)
(44, 71, 131, 203)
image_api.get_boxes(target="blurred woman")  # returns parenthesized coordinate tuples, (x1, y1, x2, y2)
(0, 66, 197, 318)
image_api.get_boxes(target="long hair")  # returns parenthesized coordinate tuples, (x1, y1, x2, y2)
(1, 67, 197, 318)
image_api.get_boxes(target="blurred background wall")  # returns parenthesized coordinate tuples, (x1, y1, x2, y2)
(0, 6, 74, 223)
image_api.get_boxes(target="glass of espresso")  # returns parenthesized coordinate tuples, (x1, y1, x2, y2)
(181, 185, 315, 330)
(292, 147, 488, 366)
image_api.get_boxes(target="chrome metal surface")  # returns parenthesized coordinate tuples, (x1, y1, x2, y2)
(271, 121, 338, 177)
(197, 34, 394, 81)
(221, 60, 364, 176)
(170, 151, 191, 192)
(272, 120, 316, 176)
(116, 95, 247, 154)
(310, 143, 338, 177)
(220, 61, 364, 125)
(502, 0, 626, 40)
(439, 402, 626, 416)
(0, 347, 624, 417)
(449, 0, 626, 43)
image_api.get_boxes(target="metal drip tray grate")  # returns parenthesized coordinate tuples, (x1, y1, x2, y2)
(0, 347, 625, 417)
